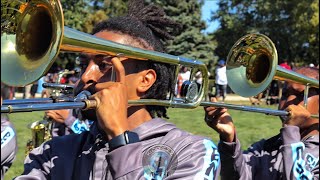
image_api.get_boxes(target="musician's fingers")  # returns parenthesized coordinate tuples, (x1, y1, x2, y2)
(46, 112, 56, 119)
(205, 106, 227, 113)
(111, 57, 126, 83)
(207, 108, 226, 116)
(205, 106, 226, 111)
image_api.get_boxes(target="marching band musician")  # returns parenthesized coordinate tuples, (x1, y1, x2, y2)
(204, 66, 319, 179)
(15, 0, 220, 179)
(1, 88, 18, 180)
(45, 109, 93, 136)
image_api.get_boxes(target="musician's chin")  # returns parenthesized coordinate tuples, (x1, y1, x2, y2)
(80, 109, 97, 121)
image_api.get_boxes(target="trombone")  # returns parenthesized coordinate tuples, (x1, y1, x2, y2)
(1, 0, 319, 118)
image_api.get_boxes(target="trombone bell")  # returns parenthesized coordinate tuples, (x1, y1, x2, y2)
(1, 0, 63, 86)
(226, 33, 318, 97)
(226, 34, 277, 97)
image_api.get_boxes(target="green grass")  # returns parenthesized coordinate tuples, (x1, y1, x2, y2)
(4, 101, 282, 179)
(166, 102, 282, 148)
(5, 111, 44, 180)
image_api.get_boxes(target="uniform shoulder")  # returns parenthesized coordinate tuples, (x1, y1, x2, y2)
(164, 128, 217, 150)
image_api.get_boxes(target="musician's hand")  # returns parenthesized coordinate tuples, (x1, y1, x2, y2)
(204, 97, 235, 142)
(45, 109, 71, 123)
(90, 57, 129, 140)
(284, 104, 311, 129)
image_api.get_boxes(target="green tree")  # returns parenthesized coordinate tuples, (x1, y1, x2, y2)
(153, 0, 218, 64)
(61, 0, 91, 31)
(83, 0, 128, 33)
(57, 0, 128, 68)
(211, 0, 319, 66)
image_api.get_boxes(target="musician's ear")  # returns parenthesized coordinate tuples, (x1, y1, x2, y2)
(137, 69, 156, 94)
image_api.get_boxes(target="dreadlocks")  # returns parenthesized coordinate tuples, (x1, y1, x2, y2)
(92, 0, 182, 118)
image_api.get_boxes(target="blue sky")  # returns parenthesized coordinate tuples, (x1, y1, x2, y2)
(201, 0, 220, 34)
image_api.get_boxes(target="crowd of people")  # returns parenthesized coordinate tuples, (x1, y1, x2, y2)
(1, 0, 319, 179)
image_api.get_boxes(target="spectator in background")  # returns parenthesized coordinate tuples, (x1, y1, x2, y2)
(176, 66, 191, 97)
(59, 75, 68, 84)
(179, 66, 190, 83)
(215, 60, 228, 102)
(37, 76, 49, 98)
(30, 81, 38, 98)
(194, 70, 211, 100)
(23, 84, 32, 99)
(279, 59, 291, 70)
(194, 71, 204, 92)
(207, 60, 216, 100)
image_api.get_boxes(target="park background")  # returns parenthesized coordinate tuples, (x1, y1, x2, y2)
(2, 0, 319, 179)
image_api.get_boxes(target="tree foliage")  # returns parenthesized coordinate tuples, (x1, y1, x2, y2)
(210, 0, 319, 66)
(58, 0, 128, 68)
(61, 0, 128, 32)
(152, 0, 218, 64)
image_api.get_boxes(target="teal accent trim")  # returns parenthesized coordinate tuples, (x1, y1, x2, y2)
(194, 139, 220, 180)
(71, 119, 90, 134)
(1, 127, 15, 149)
(291, 142, 313, 179)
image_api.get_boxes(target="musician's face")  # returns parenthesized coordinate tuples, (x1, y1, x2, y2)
(278, 68, 319, 124)
(73, 31, 155, 120)
(75, 31, 136, 120)
(74, 31, 141, 97)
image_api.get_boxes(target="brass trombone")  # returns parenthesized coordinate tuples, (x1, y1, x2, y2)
(1, 0, 319, 118)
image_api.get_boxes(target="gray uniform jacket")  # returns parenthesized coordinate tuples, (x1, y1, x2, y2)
(1, 114, 18, 180)
(15, 118, 220, 180)
(218, 125, 319, 180)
